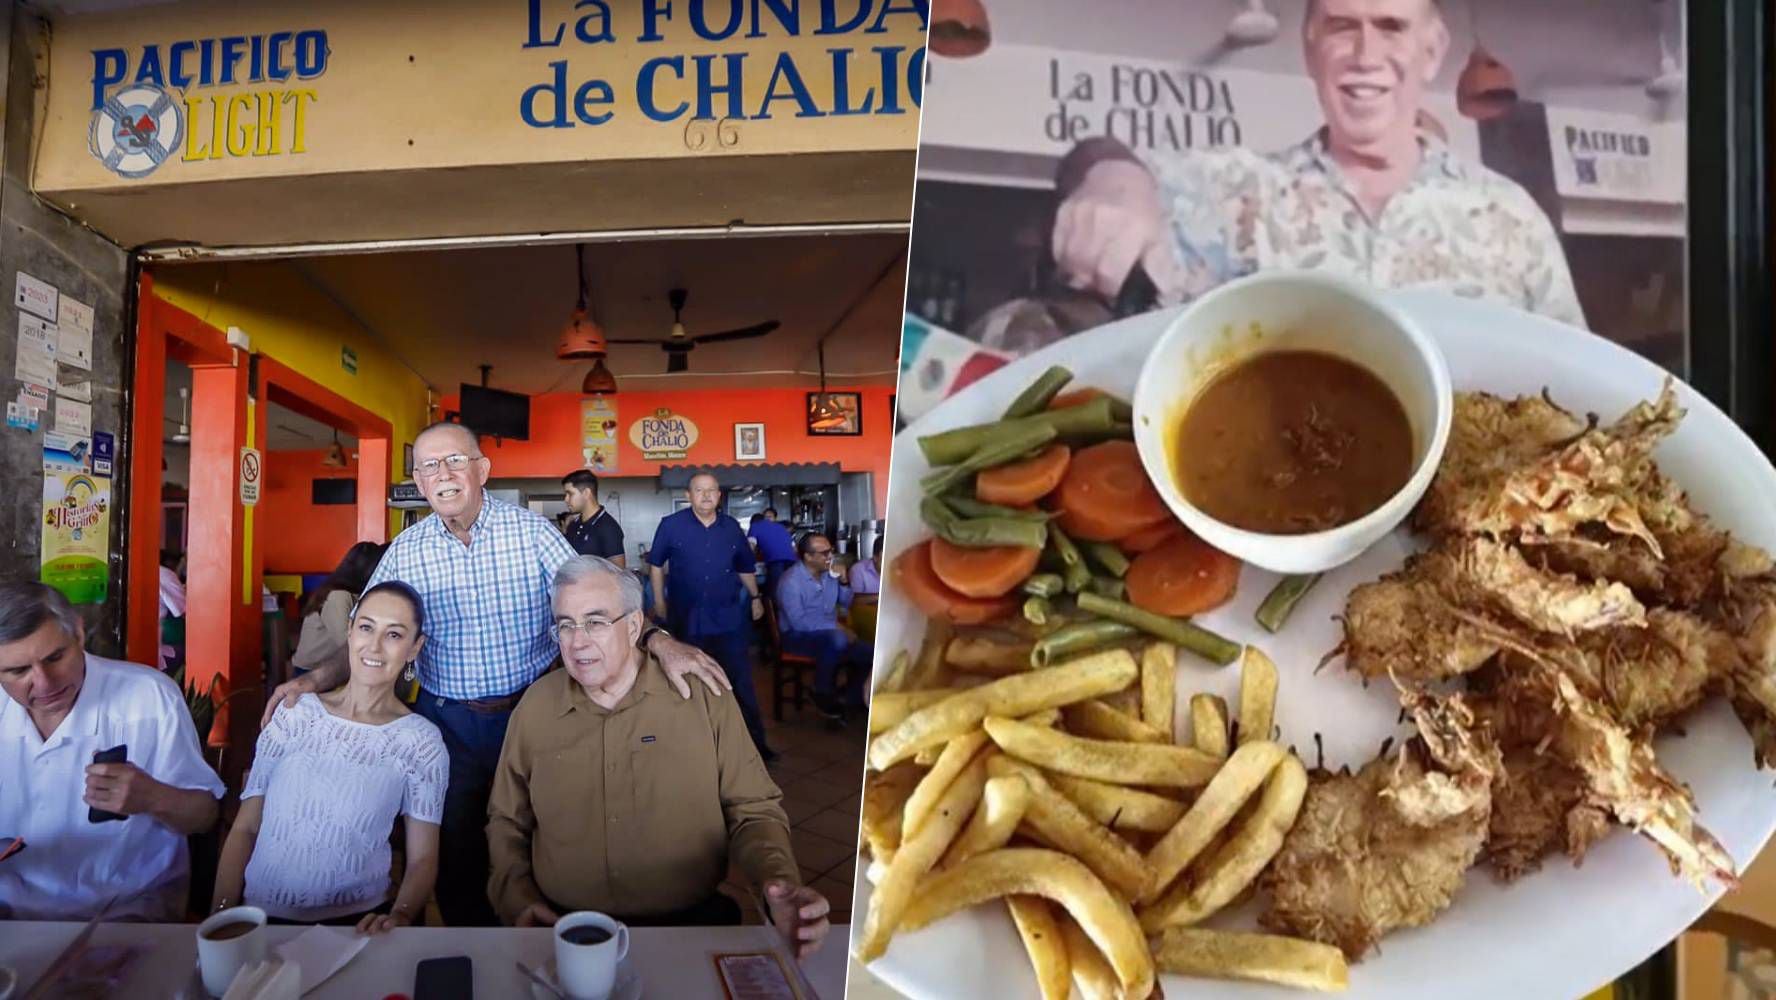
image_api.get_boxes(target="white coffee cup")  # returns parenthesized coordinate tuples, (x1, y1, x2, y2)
(196, 905, 269, 996)
(553, 911, 629, 1000)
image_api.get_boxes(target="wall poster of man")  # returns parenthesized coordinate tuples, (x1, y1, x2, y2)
(899, 0, 1696, 427)
(735, 422, 766, 461)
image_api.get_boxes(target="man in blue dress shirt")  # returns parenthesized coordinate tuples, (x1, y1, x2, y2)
(647, 472, 775, 761)
(746, 508, 798, 596)
(775, 533, 872, 720)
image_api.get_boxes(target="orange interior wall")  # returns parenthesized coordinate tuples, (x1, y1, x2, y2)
(444, 385, 897, 510)
(261, 448, 362, 575)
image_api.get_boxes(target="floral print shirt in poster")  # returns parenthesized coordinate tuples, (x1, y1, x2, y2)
(1145, 131, 1588, 329)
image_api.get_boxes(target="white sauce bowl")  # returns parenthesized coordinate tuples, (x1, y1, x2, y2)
(1132, 270, 1454, 574)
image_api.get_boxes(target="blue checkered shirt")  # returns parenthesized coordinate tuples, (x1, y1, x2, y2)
(364, 495, 577, 700)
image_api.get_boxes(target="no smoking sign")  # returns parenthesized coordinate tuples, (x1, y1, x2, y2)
(240, 447, 262, 506)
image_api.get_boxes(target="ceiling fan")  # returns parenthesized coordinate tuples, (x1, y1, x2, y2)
(606, 288, 781, 374)
(166, 387, 191, 444)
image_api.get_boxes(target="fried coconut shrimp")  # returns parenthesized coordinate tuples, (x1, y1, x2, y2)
(1260, 689, 1501, 960)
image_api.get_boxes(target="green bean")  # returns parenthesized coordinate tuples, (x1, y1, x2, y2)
(1256, 573, 1323, 633)
(1074, 591, 1241, 665)
(1107, 396, 1135, 423)
(918, 397, 1118, 466)
(1022, 573, 1065, 598)
(1086, 577, 1126, 601)
(945, 497, 1054, 522)
(1002, 365, 1074, 420)
(1031, 621, 1141, 669)
(1023, 596, 1054, 627)
(1082, 541, 1131, 578)
(920, 423, 1059, 496)
(1046, 524, 1093, 594)
(920, 495, 960, 533)
(937, 517, 1049, 550)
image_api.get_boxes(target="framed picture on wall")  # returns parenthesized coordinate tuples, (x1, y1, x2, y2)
(807, 391, 863, 436)
(735, 422, 766, 461)
(403, 443, 414, 479)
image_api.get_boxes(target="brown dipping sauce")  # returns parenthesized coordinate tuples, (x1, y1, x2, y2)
(203, 920, 260, 940)
(1175, 350, 1412, 534)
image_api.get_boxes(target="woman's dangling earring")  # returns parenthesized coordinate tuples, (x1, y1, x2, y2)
(401, 661, 416, 683)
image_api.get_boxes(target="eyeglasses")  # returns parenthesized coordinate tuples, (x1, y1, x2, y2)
(552, 613, 631, 643)
(416, 454, 478, 478)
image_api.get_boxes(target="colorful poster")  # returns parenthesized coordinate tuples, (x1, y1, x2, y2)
(580, 396, 619, 473)
(41, 432, 110, 604)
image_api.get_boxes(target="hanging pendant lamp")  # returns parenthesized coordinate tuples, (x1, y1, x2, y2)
(809, 342, 847, 430)
(930, 0, 990, 58)
(556, 245, 609, 360)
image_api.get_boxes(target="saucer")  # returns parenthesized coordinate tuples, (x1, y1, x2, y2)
(527, 956, 641, 1000)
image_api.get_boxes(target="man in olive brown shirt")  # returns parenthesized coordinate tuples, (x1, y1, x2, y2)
(487, 555, 831, 956)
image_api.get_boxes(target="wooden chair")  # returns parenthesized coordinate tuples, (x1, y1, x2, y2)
(760, 597, 815, 721)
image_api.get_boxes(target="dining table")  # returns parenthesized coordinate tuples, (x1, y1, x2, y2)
(0, 919, 850, 998)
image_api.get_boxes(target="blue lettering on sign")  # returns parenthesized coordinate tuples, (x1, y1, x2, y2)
(520, 0, 928, 129)
(90, 30, 330, 110)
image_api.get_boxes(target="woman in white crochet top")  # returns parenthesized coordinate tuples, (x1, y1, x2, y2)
(212, 581, 447, 931)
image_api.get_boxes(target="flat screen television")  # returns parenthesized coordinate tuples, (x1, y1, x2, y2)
(458, 384, 530, 440)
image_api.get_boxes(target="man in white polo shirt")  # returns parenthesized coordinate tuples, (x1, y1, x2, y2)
(0, 581, 225, 921)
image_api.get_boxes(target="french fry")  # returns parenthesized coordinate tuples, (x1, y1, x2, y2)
(1046, 773, 1189, 834)
(1191, 693, 1230, 758)
(868, 650, 1139, 770)
(1007, 896, 1071, 1000)
(1021, 707, 1063, 728)
(946, 635, 1036, 675)
(905, 618, 954, 690)
(1057, 910, 1121, 1000)
(1140, 753, 1308, 931)
(857, 754, 990, 961)
(983, 715, 1222, 789)
(878, 648, 912, 694)
(913, 745, 945, 767)
(860, 762, 923, 859)
(943, 774, 1030, 868)
(870, 689, 955, 735)
(1100, 687, 1143, 718)
(903, 731, 993, 839)
(1140, 642, 1177, 740)
(1237, 646, 1278, 746)
(1064, 700, 1168, 743)
(1152, 927, 1349, 993)
(866, 856, 890, 885)
(988, 756, 1153, 899)
(1140, 741, 1287, 904)
(898, 848, 1155, 1000)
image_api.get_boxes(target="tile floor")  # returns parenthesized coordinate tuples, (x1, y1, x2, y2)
(723, 667, 868, 929)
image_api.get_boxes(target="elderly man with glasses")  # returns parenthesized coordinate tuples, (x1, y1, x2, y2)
(265, 421, 729, 927)
(486, 556, 831, 954)
(775, 533, 872, 720)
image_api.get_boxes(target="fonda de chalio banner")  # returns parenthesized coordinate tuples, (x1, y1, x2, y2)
(630, 408, 699, 462)
(41, 431, 113, 604)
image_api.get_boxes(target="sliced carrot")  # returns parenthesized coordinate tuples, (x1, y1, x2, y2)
(1124, 530, 1243, 617)
(1119, 519, 1184, 555)
(1052, 440, 1170, 541)
(928, 537, 1043, 600)
(976, 444, 1072, 507)
(1048, 387, 1107, 411)
(893, 540, 1018, 625)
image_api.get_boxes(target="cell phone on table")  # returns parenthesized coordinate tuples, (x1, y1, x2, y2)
(87, 744, 127, 824)
(414, 955, 472, 1000)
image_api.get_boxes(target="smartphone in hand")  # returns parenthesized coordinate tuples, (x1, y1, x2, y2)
(87, 744, 127, 824)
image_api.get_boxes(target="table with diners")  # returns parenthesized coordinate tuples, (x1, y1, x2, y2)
(0, 920, 849, 997)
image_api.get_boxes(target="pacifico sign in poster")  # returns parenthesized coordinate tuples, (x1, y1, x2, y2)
(630, 407, 698, 461)
(41, 432, 112, 604)
(581, 395, 620, 473)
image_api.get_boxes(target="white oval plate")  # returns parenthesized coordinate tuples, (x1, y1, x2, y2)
(855, 291, 1776, 1000)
